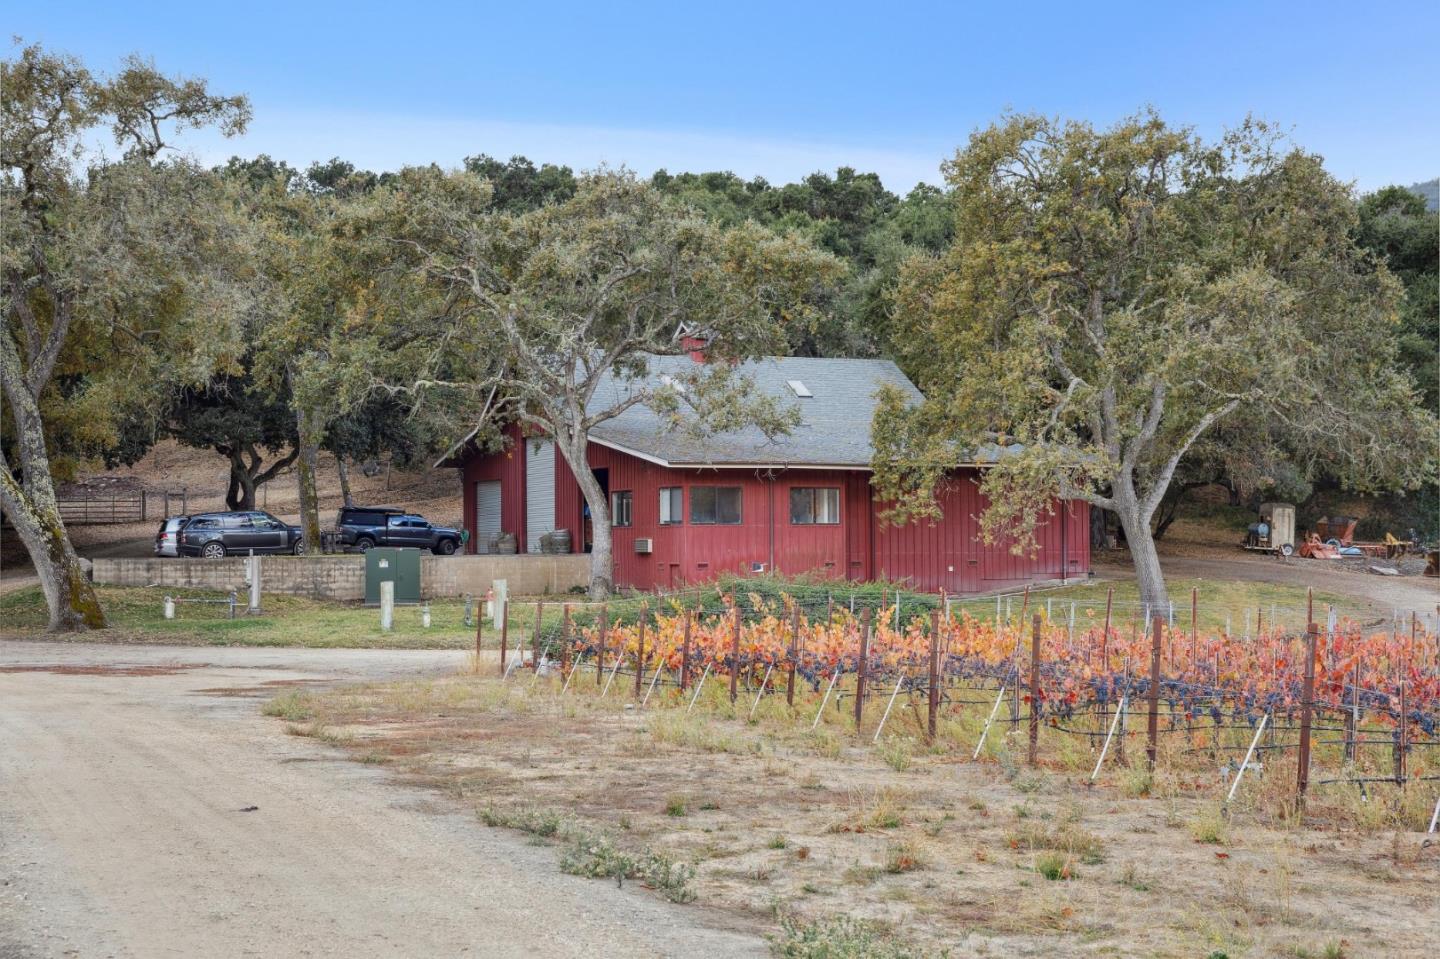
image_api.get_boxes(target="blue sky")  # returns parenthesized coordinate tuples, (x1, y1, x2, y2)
(14, 1, 1438, 193)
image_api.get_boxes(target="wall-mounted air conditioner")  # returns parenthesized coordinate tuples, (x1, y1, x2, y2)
(634, 538, 653, 554)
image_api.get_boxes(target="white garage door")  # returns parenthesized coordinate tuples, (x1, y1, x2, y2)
(525, 439, 555, 553)
(475, 481, 502, 553)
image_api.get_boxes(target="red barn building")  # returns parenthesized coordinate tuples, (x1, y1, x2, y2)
(440, 356, 1089, 593)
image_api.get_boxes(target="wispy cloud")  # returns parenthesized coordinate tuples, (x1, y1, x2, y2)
(185, 107, 950, 192)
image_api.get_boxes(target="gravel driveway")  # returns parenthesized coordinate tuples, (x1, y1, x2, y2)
(0, 642, 766, 958)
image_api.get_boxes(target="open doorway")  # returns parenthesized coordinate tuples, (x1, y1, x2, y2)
(583, 468, 609, 553)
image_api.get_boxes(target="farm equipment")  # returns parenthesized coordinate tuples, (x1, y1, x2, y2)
(1308, 514, 1411, 559)
(1241, 502, 1295, 557)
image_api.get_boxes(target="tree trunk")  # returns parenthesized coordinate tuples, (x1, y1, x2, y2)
(1114, 492, 1169, 613)
(230, 452, 257, 510)
(337, 457, 353, 507)
(0, 401, 106, 631)
(295, 409, 323, 549)
(554, 433, 612, 598)
(1090, 505, 1112, 550)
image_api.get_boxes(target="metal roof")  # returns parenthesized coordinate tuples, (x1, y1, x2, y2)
(586, 355, 923, 468)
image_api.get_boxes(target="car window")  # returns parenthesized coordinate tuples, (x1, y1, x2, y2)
(224, 515, 252, 529)
(190, 518, 217, 529)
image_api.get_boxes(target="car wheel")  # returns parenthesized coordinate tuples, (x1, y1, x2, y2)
(201, 541, 227, 559)
(1280, 543, 1294, 557)
(355, 537, 375, 552)
(292, 538, 306, 556)
(436, 538, 457, 555)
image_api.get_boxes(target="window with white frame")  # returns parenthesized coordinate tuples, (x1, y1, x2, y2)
(611, 490, 633, 527)
(659, 487, 683, 525)
(789, 487, 840, 525)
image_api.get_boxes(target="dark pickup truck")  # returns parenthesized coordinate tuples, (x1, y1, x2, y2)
(336, 506, 463, 555)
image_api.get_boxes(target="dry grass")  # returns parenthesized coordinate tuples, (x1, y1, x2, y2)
(267, 669, 1440, 958)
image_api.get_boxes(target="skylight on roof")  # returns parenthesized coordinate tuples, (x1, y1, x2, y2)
(787, 380, 813, 398)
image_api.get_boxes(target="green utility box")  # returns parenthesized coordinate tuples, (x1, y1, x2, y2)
(364, 548, 423, 606)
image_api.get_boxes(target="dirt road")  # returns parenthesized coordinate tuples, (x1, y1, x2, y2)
(0, 642, 767, 959)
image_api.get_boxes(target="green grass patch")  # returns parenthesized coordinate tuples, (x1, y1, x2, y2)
(953, 576, 1360, 632)
(1, 584, 485, 649)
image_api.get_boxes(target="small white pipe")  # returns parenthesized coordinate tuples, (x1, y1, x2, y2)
(1428, 792, 1440, 834)
(972, 682, 1008, 760)
(748, 663, 775, 720)
(685, 662, 712, 716)
(811, 670, 840, 730)
(1226, 712, 1270, 803)
(872, 674, 907, 743)
(641, 664, 664, 708)
(560, 655, 586, 695)
(1089, 695, 1126, 781)
(600, 654, 624, 698)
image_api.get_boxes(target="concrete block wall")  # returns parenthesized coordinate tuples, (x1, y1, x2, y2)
(419, 554, 589, 599)
(91, 554, 590, 602)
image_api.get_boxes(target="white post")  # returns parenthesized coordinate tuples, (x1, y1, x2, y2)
(560, 655, 586, 695)
(685, 662, 712, 716)
(810, 670, 841, 730)
(379, 580, 394, 632)
(493, 579, 508, 620)
(748, 662, 775, 720)
(247, 554, 262, 616)
(421, 603, 431, 629)
(872, 675, 907, 743)
(600, 653, 623, 698)
(1428, 793, 1440, 834)
(972, 682, 1009, 760)
(1089, 695, 1127, 781)
(641, 664, 664, 708)
(1226, 713, 1270, 803)
(163, 596, 175, 620)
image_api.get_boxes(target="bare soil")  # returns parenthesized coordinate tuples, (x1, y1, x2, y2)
(0, 641, 766, 959)
(280, 667, 1440, 959)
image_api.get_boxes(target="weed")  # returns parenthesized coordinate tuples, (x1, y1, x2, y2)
(1118, 765, 1153, 797)
(772, 914, 928, 958)
(263, 692, 313, 721)
(884, 841, 926, 873)
(557, 829, 696, 903)
(843, 864, 883, 886)
(665, 795, 688, 817)
(878, 738, 914, 772)
(479, 804, 564, 838)
(809, 728, 843, 759)
(1034, 851, 1076, 881)
(1188, 808, 1228, 845)
(1006, 822, 1106, 864)
(1118, 861, 1151, 892)
(768, 835, 789, 849)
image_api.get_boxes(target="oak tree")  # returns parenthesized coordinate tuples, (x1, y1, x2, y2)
(874, 113, 1436, 610)
(1, 44, 251, 629)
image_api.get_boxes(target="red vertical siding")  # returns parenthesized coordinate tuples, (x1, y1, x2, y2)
(459, 424, 527, 554)
(875, 468, 1090, 591)
(457, 442, 1089, 593)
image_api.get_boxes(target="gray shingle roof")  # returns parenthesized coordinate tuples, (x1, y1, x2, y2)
(588, 356, 922, 468)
